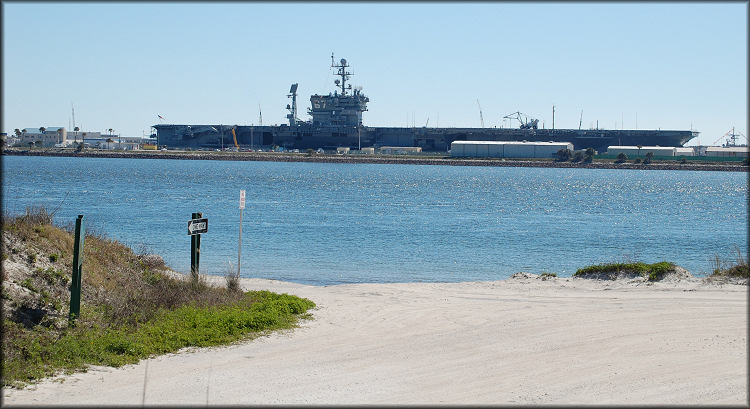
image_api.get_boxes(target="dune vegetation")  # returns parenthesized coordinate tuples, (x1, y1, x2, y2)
(1, 207, 315, 388)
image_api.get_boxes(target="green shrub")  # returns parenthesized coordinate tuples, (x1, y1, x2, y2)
(3, 291, 314, 386)
(574, 261, 675, 281)
(556, 149, 572, 162)
(20, 278, 37, 292)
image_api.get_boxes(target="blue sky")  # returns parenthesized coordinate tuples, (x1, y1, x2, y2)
(3, 2, 747, 146)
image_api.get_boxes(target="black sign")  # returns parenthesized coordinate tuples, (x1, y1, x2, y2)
(187, 218, 208, 235)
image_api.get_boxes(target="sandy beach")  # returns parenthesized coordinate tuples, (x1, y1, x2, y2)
(2, 275, 747, 405)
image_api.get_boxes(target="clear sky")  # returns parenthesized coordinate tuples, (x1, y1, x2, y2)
(3, 2, 747, 146)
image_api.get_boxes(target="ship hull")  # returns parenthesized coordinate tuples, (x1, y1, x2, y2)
(153, 123, 696, 153)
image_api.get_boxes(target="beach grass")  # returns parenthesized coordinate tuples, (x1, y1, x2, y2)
(709, 247, 749, 279)
(573, 261, 676, 281)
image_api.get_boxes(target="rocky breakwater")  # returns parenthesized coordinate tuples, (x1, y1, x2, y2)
(3, 148, 747, 172)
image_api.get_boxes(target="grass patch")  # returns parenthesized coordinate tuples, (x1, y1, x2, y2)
(709, 248, 749, 279)
(573, 261, 676, 281)
(3, 291, 314, 386)
(2, 208, 315, 388)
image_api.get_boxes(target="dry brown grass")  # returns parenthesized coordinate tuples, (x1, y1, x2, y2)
(2, 207, 247, 329)
(709, 247, 749, 280)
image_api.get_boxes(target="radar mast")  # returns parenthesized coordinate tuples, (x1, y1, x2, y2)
(286, 83, 299, 126)
(331, 53, 352, 96)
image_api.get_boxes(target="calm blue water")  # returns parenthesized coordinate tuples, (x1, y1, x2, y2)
(2, 155, 747, 285)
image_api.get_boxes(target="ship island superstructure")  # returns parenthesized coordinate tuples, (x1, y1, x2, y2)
(152, 55, 698, 153)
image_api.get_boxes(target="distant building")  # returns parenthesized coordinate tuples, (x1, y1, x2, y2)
(18, 127, 67, 148)
(380, 146, 423, 155)
(705, 146, 748, 158)
(674, 147, 696, 156)
(82, 135, 143, 150)
(450, 141, 572, 158)
(13, 127, 153, 150)
(605, 146, 676, 157)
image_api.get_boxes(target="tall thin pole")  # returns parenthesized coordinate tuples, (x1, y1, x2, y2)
(552, 105, 555, 130)
(238, 190, 245, 276)
(238, 209, 243, 275)
(69, 215, 85, 324)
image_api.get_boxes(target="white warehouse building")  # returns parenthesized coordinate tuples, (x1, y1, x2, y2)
(705, 146, 748, 158)
(605, 146, 677, 157)
(450, 141, 573, 159)
(674, 147, 696, 156)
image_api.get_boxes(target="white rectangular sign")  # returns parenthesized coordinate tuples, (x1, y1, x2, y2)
(239, 190, 246, 209)
(187, 218, 208, 235)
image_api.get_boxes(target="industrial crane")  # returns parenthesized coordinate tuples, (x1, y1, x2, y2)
(711, 127, 747, 147)
(477, 99, 484, 128)
(503, 111, 539, 129)
(231, 127, 239, 149)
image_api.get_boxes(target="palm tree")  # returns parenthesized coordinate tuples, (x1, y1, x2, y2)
(38, 127, 46, 148)
(108, 128, 118, 149)
(615, 152, 628, 163)
(56, 128, 62, 145)
(74, 126, 80, 143)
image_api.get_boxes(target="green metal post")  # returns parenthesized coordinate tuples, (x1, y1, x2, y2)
(191, 212, 202, 280)
(69, 215, 85, 324)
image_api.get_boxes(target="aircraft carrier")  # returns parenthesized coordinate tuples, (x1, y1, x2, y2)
(152, 56, 698, 153)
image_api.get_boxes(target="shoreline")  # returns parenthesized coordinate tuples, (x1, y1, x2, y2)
(3, 275, 746, 405)
(3, 147, 747, 172)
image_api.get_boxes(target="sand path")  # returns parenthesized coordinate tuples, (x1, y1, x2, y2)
(2, 276, 746, 405)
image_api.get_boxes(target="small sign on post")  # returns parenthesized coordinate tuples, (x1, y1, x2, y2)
(188, 218, 208, 235)
(238, 190, 245, 276)
(189, 213, 206, 280)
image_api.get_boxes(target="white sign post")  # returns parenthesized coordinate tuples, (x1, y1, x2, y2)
(238, 190, 245, 276)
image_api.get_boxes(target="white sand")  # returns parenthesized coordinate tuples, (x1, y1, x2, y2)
(3, 276, 747, 405)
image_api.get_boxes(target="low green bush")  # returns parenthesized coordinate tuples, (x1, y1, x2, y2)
(2, 290, 314, 387)
(573, 261, 675, 281)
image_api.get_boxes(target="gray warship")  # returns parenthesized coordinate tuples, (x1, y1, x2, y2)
(152, 55, 698, 153)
